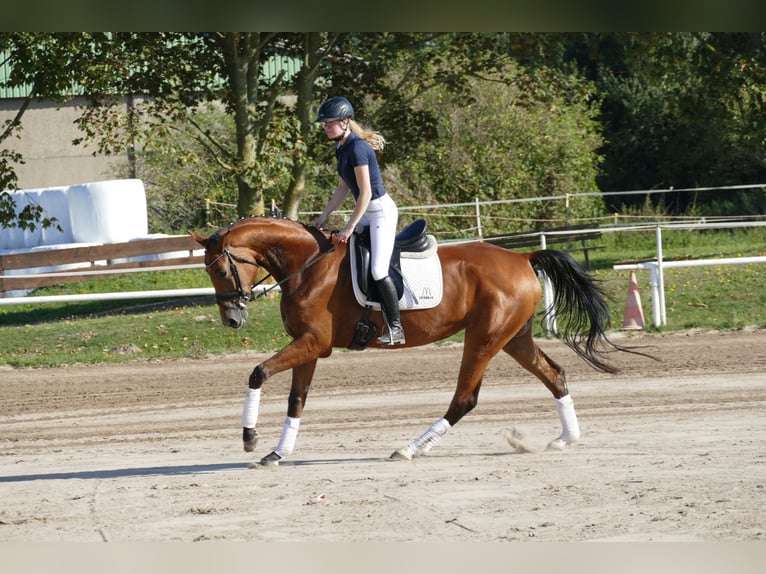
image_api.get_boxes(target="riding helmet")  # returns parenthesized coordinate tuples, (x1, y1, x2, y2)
(315, 96, 354, 123)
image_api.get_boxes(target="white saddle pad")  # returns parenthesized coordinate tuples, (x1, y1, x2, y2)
(349, 234, 443, 310)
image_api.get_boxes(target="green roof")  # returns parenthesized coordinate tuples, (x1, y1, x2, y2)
(0, 53, 28, 98)
(0, 51, 301, 100)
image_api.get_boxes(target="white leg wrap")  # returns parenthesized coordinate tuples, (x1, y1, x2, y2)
(555, 394, 581, 443)
(410, 417, 451, 456)
(241, 387, 261, 429)
(274, 416, 300, 458)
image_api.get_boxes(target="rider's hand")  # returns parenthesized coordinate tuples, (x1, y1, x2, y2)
(336, 224, 357, 243)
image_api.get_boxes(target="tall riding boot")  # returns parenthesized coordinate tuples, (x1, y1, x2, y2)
(375, 276, 405, 345)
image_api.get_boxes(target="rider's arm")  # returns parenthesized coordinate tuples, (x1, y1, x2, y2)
(314, 178, 351, 228)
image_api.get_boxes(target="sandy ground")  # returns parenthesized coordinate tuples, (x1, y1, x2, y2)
(1, 328, 765, 544)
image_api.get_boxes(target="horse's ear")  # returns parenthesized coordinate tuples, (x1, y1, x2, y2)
(188, 230, 208, 247)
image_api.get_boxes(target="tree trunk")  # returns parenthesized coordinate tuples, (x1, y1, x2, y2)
(283, 33, 323, 221)
(222, 32, 266, 218)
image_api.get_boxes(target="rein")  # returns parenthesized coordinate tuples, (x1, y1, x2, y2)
(208, 242, 337, 304)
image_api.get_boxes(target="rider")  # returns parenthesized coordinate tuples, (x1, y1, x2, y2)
(312, 96, 405, 346)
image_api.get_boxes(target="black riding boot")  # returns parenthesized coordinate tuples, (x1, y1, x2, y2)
(375, 276, 405, 345)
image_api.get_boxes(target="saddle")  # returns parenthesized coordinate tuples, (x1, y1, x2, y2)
(348, 219, 442, 350)
(352, 218, 432, 302)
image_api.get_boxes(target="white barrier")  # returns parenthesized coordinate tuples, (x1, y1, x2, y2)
(67, 179, 147, 243)
(1, 179, 147, 249)
(0, 288, 215, 305)
(1, 179, 150, 297)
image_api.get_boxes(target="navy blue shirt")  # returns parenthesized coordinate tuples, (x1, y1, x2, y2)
(336, 132, 387, 200)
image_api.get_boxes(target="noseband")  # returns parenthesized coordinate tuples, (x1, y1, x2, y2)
(206, 248, 261, 305)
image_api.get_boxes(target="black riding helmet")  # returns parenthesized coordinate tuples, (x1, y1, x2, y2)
(315, 96, 354, 123)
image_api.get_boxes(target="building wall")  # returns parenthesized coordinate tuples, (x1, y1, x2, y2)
(0, 96, 125, 190)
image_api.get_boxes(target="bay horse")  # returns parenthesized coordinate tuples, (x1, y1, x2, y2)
(190, 216, 640, 466)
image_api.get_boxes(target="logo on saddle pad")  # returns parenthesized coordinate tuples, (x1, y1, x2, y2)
(349, 220, 443, 311)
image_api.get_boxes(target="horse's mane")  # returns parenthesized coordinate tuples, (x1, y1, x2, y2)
(216, 215, 334, 251)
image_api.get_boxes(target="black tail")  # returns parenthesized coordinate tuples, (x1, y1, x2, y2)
(529, 249, 653, 373)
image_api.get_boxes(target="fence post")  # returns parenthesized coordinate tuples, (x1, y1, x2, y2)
(647, 264, 662, 327)
(655, 225, 667, 325)
(474, 196, 483, 241)
(539, 232, 557, 334)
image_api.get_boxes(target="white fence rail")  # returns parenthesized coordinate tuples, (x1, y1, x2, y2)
(614, 256, 766, 328)
(610, 219, 766, 327)
(205, 183, 766, 239)
(0, 285, 283, 306)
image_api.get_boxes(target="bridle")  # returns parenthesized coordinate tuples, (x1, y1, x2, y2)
(206, 248, 263, 305)
(206, 241, 337, 306)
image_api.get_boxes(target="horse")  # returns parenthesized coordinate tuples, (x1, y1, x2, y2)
(190, 215, 646, 467)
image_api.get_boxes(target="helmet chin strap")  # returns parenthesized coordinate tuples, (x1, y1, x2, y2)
(333, 119, 350, 142)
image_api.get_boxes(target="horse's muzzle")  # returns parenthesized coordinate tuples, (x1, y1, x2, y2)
(219, 304, 249, 329)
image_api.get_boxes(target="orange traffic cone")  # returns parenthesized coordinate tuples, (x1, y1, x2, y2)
(622, 270, 645, 330)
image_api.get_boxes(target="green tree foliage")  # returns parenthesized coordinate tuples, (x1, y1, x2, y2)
(384, 64, 604, 236)
(72, 32, 299, 219)
(114, 102, 236, 233)
(545, 32, 766, 214)
(296, 32, 603, 230)
(3, 33, 763, 236)
(0, 33, 90, 232)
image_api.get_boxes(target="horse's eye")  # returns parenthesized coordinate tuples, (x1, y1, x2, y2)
(216, 269, 228, 278)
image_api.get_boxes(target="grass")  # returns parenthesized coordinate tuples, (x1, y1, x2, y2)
(587, 226, 766, 331)
(0, 295, 291, 368)
(1, 226, 765, 368)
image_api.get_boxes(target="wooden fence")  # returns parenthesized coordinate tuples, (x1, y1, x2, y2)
(0, 235, 202, 294)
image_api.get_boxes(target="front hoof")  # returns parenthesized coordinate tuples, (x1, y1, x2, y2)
(243, 428, 259, 453)
(389, 446, 414, 461)
(259, 451, 282, 467)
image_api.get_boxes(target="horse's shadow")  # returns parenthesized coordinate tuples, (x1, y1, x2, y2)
(0, 462, 252, 483)
(0, 451, 525, 483)
(0, 457, 388, 482)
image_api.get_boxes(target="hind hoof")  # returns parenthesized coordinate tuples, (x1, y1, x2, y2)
(545, 437, 577, 451)
(389, 446, 414, 461)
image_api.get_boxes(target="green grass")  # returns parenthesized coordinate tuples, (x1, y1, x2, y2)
(1, 227, 764, 368)
(0, 296, 291, 368)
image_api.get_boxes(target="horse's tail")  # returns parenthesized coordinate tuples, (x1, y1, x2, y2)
(528, 249, 651, 374)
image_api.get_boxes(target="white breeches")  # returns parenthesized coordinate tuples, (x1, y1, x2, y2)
(360, 193, 398, 280)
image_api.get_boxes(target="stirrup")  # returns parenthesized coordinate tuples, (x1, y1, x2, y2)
(377, 325, 405, 346)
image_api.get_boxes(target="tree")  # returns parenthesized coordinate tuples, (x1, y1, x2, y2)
(0, 33, 622, 235)
(0, 33, 91, 232)
(540, 32, 766, 214)
(73, 32, 294, 219)
(280, 33, 340, 219)
(1, 32, 310, 232)
(386, 62, 605, 236)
